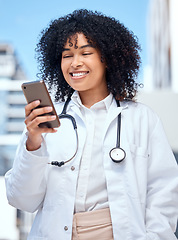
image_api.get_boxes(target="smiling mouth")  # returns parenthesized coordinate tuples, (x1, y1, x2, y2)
(70, 72, 89, 77)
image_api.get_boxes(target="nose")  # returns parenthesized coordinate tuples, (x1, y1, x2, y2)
(71, 55, 83, 68)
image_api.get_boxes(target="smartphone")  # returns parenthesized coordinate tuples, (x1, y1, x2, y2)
(21, 80, 60, 128)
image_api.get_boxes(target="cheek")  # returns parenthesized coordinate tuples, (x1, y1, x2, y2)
(60, 65, 68, 83)
(61, 63, 68, 77)
(61, 61, 65, 73)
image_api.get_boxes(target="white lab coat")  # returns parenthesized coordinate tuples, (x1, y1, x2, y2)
(5, 98, 178, 240)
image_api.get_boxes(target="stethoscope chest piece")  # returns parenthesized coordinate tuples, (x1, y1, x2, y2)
(109, 147, 126, 163)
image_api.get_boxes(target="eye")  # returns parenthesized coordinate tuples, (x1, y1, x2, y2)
(82, 52, 93, 56)
(62, 55, 72, 59)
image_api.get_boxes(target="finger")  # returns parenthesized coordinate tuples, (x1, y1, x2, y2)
(25, 100, 41, 117)
(26, 117, 58, 135)
(25, 106, 53, 124)
(26, 115, 56, 130)
(27, 123, 57, 134)
(32, 106, 53, 118)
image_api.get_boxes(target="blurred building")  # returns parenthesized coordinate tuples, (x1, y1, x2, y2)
(0, 43, 33, 240)
(0, 44, 27, 80)
(140, 0, 178, 160)
(0, 43, 27, 175)
(145, 0, 178, 92)
(140, 1, 178, 235)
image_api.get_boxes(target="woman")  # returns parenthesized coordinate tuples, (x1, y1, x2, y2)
(5, 9, 178, 240)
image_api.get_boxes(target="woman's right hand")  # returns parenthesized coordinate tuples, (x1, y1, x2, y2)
(24, 100, 57, 151)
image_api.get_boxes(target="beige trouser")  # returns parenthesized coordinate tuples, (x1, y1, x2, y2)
(72, 208, 114, 240)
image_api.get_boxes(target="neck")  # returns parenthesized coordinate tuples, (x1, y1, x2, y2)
(78, 89, 109, 108)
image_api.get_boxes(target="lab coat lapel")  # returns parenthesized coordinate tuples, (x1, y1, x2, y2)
(70, 102, 84, 123)
(69, 103, 87, 153)
(103, 100, 127, 140)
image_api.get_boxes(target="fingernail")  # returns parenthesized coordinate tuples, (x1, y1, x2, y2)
(46, 107, 53, 111)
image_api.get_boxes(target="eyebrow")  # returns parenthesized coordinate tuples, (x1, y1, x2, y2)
(62, 44, 94, 52)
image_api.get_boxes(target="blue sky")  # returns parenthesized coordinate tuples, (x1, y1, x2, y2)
(0, 0, 150, 81)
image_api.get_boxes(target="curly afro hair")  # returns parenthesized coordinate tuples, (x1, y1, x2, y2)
(36, 9, 141, 102)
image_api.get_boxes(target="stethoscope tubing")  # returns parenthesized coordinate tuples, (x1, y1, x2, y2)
(49, 97, 126, 167)
(109, 100, 126, 163)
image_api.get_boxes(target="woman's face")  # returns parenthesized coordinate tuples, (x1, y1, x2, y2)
(61, 33, 107, 97)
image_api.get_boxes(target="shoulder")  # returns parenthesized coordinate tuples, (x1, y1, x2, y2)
(121, 100, 160, 130)
(122, 100, 158, 117)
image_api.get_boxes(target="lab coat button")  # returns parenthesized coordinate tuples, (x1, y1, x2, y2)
(71, 166, 75, 171)
(64, 226, 68, 231)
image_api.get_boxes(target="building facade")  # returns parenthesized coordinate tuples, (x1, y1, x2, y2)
(0, 44, 27, 176)
(146, 0, 178, 92)
(142, 0, 178, 157)
(0, 43, 32, 240)
(141, 1, 178, 235)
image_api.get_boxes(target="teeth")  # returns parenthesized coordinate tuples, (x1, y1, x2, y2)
(72, 72, 87, 77)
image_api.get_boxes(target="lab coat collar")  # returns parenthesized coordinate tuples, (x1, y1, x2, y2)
(68, 91, 128, 127)
(69, 91, 114, 121)
(71, 91, 113, 111)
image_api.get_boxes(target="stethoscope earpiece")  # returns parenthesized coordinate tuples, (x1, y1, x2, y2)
(109, 147, 126, 163)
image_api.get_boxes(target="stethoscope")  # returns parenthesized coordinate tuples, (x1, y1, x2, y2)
(49, 97, 126, 167)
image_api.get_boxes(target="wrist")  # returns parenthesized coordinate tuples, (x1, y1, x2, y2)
(26, 135, 42, 151)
